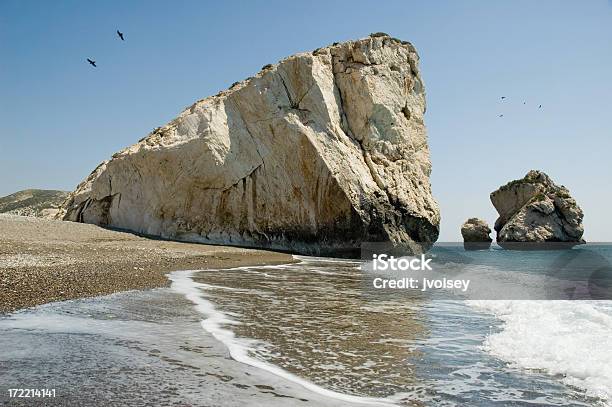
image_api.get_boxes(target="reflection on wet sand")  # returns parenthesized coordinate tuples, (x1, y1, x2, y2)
(192, 258, 426, 397)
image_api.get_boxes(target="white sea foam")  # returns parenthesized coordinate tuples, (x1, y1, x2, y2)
(469, 300, 612, 405)
(169, 270, 395, 406)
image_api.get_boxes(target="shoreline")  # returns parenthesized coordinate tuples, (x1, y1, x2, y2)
(1, 283, 368, 407)
(170, 269, 396, 406)
(0, 214, 295, 313)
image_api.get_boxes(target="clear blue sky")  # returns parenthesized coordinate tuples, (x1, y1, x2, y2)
(1, 0, 611, 241)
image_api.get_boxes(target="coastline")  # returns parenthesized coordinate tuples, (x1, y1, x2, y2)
(169, 269, 396, 406)
(1, 286, 373, 406)
(0, 214, 294, 313)
(3, 217, 609, 405)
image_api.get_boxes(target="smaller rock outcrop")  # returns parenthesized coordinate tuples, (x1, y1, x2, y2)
(491, 170, 584, 249)
(461, 218, 492, 250)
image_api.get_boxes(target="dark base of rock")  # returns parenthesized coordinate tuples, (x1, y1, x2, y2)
(463, 242, 492, 251)
(496, 240, 586, 251)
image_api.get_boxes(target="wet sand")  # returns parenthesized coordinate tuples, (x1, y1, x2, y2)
(0, 214, 293, 313)
(0, 288, 365, 407)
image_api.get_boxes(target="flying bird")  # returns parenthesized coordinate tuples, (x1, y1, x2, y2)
(538, 104, 542, 109)
(523, 101, 526, 105)
(499, 114, 504, 118)
(87, 58, 97, 67)
(117, 30, 125, 41)
(501, 96, 506, 100)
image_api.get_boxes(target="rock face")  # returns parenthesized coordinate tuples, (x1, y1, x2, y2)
(59, 35, 440, 257)
(0, 189, 69, 219)
(491, 170, 584, 249)
(461, 218, 492, 250)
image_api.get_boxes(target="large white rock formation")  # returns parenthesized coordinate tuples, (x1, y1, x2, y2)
(59, 34, 440, 256)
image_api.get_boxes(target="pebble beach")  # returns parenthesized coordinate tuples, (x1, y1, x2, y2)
(0, 214, 293, 313)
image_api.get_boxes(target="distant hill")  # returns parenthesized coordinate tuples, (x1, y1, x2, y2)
(0, 189, 69, 219)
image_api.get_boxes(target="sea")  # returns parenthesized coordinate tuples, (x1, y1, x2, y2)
(1, 244, 611, 406)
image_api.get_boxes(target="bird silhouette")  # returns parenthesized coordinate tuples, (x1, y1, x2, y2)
(117, 30, 125, 41)
(499, 114, 504, 118)
(501, 96, 506, 100)
(538, 104, 542, 109)
(87, 58, 97, 67)
(523, 101, 526, 105)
